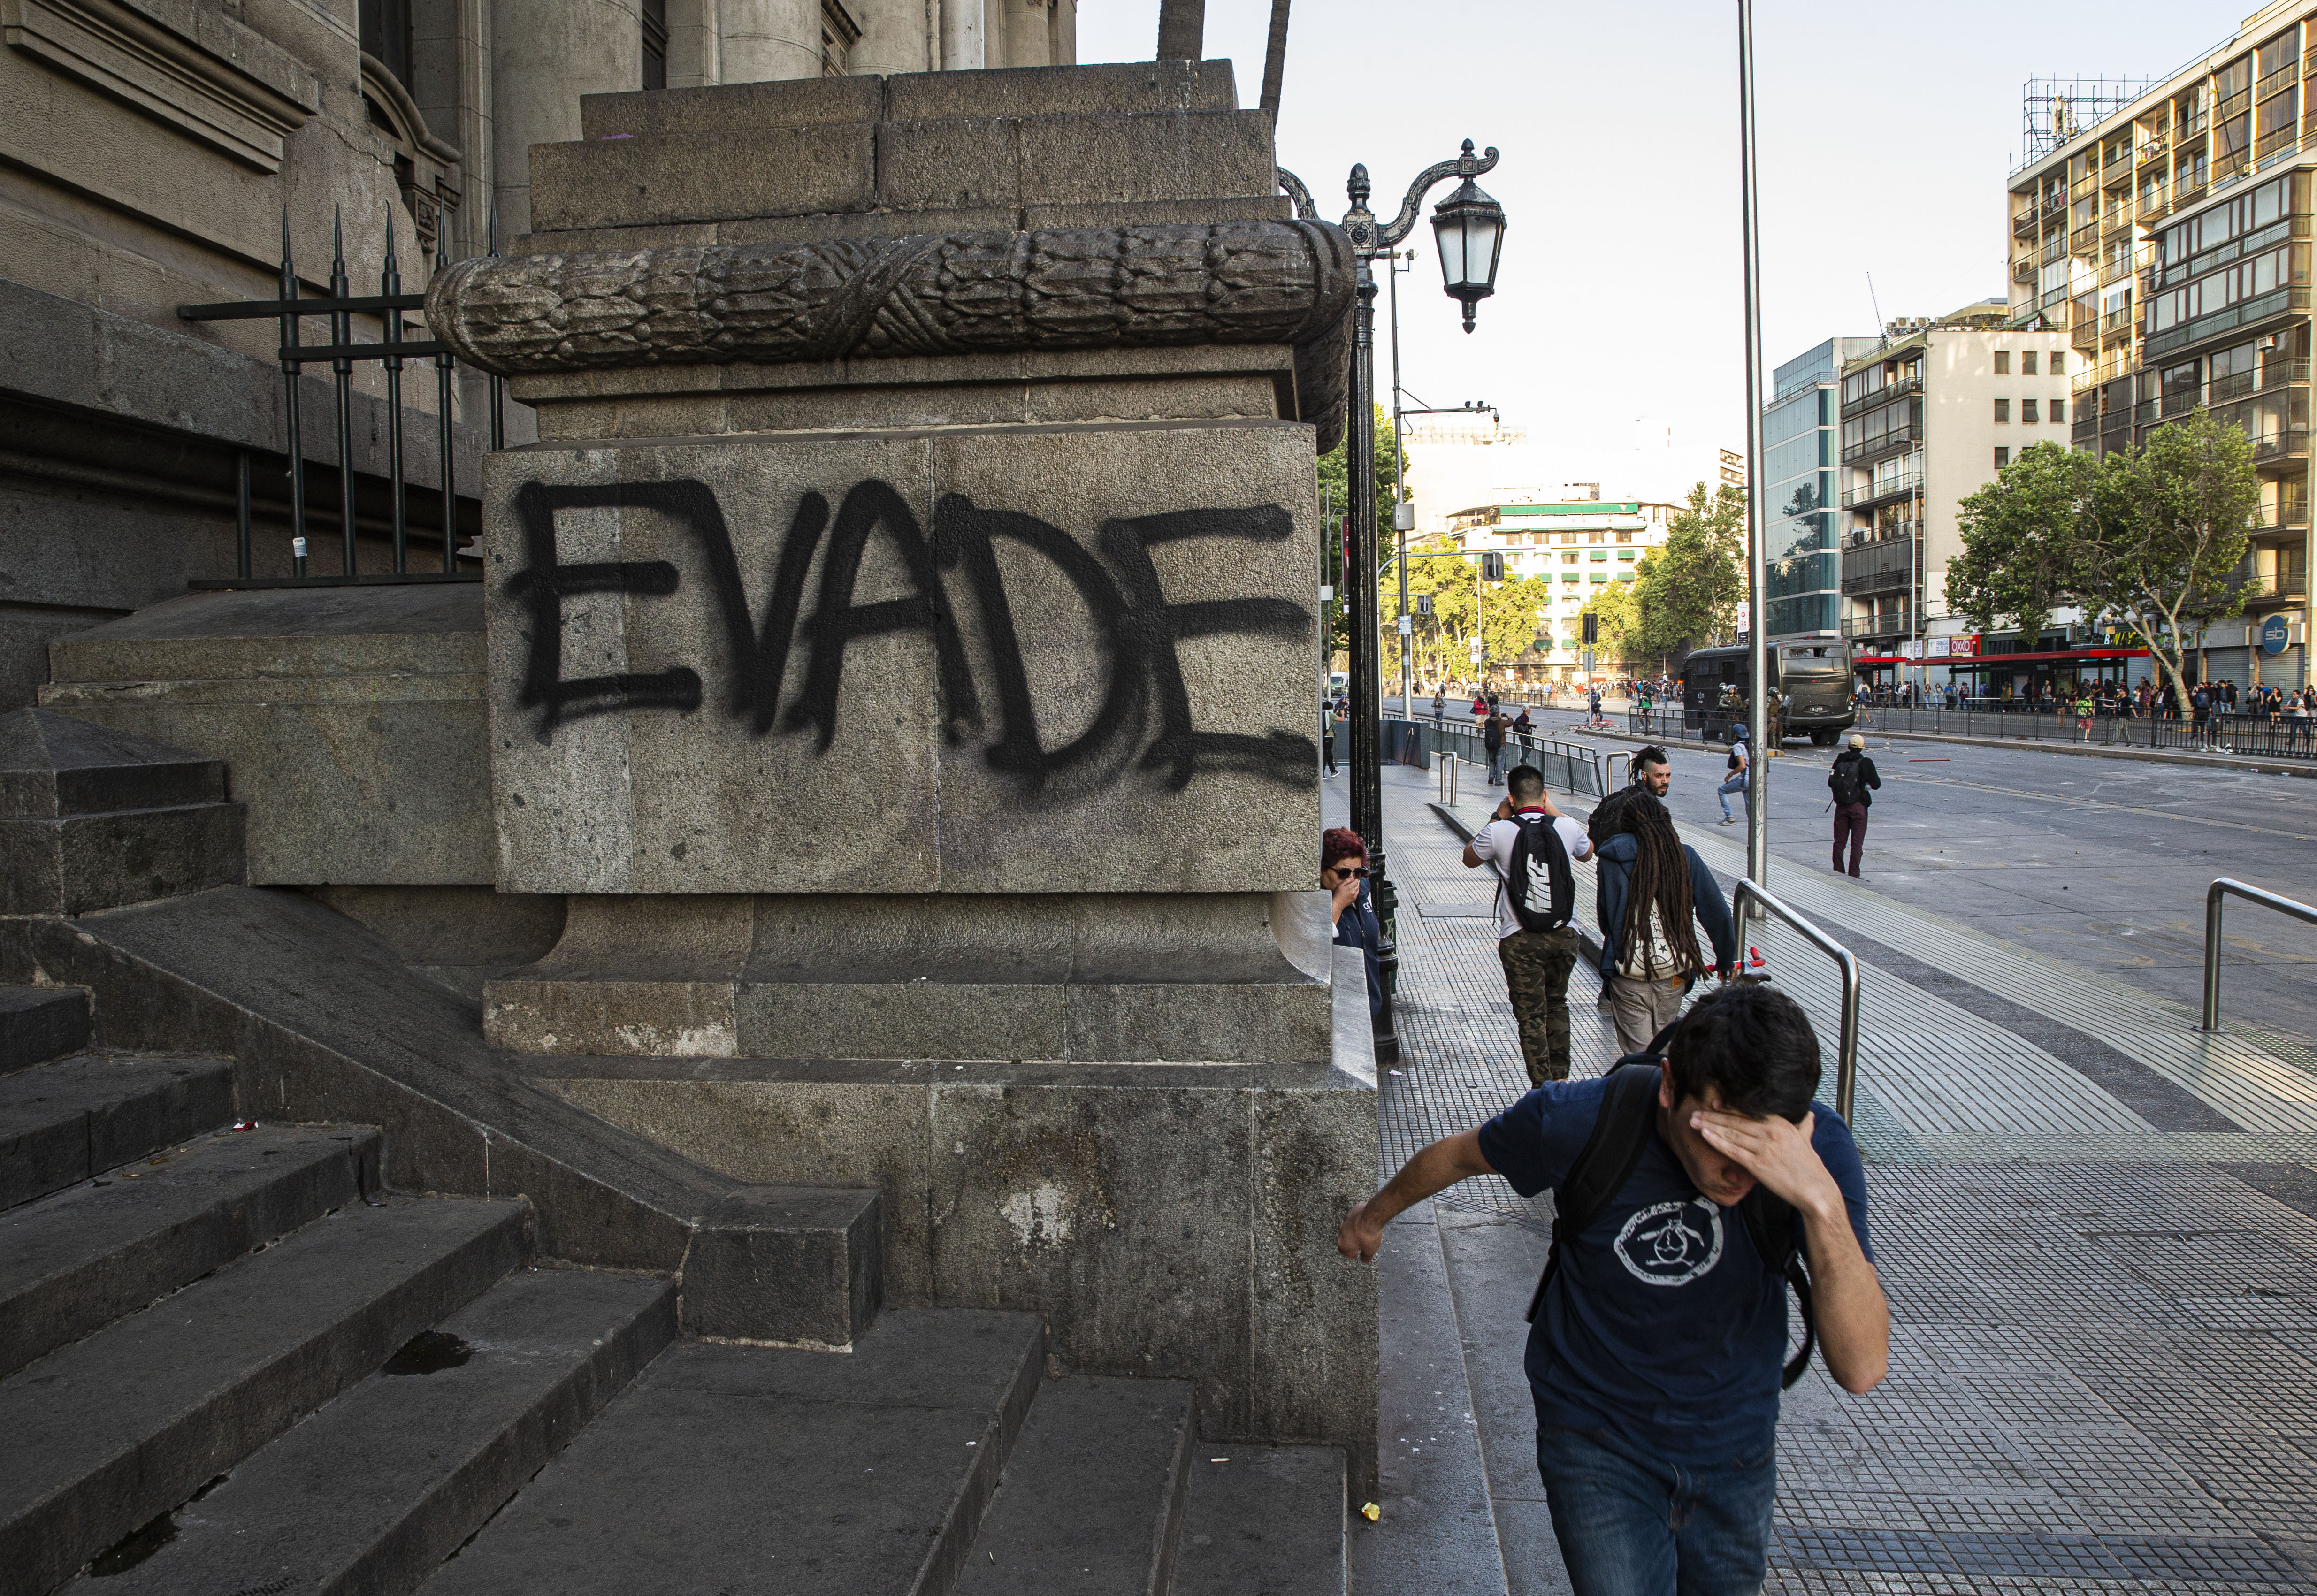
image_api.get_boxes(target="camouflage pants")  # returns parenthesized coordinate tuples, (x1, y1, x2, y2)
(1497, 925, 1579, 1085)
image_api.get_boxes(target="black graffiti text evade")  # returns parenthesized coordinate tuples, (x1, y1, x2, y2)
(507, 478, 1316, 793)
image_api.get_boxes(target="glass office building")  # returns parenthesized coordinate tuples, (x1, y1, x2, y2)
(1761, 338, 1880, 636)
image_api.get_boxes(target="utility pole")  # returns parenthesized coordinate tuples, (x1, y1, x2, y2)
(1738, 0, 1770, 892)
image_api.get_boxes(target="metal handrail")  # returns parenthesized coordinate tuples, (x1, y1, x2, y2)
(2201, 878, 2317, 1030)
(1731, 880, 1862, 1123)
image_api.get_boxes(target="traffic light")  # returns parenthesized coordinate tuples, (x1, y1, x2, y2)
(1582, 613, 1599, 645)
(1480, 551, 1505, 582)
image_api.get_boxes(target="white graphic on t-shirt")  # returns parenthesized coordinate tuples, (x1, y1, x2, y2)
(1613, 1199, 1725, 1286)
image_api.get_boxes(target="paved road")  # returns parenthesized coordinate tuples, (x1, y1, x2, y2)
(1378, 700, 2317, 1046)
(1643, 734, 2317, 1048)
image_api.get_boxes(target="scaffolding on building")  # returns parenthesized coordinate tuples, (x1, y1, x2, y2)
(2017, 76, 2157, 170)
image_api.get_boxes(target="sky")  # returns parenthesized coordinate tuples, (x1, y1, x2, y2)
(1074, 0, 2241, 498)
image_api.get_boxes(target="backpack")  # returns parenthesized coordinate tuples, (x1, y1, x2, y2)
(1828, 756, 1868, 809)
(1502, 812, 1574, 934)
(1522, 1045, 1819, 1391)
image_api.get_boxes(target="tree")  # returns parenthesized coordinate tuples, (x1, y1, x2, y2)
(1945, 412, 2256, 704)
(2082, 411, 2257, 703)
(1628, 482, 1746, 664)
(1318, 403, 1409, 666)
(1949, 442, 2097, 649)
(1378, 540, 1552, 687)
(1577, 577, 1641, 663)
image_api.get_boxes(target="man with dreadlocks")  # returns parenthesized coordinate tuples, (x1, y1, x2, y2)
(1595, 794, 1738, 1057)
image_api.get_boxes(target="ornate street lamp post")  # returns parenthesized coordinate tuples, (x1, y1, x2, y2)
(1283, 141, 1506, 1062)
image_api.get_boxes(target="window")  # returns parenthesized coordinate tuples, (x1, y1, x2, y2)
(1562, 552, 1578, 565)
(1617, 531, 1633, 544)
(1561, 573, 1579, 583)
(2052, 397, 2065, 424)
(1589, 572, 1608, 583)
(2022, 351, 2039, 375)
(1617, 549, 1636, 562)
(1995, 398, 2011, 423)
(2051, 351, 2066, 375)
(1995, 447, 2011, 467)
(1559, 532, 1576, 545)
(642, 0, 668, 88)
(359, 0, 413, 89)
(1995, 351, 2011, 374)
(2023, 398, 2039, 423)
(1589, 550, 1609, 561)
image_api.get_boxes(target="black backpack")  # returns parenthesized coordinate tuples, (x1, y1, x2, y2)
(1828, 756, 1868, 809)
(1503, 813, 1574, 933)
(1522, 1041, 1819, 1390)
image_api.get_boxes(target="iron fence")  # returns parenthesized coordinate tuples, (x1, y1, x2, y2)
(174, 208, 502, 585)
(1629, 701, 2317, 760)
(1395, 717, 1615, 799)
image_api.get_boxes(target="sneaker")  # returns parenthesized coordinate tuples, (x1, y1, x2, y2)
(1718, 816, 1737, 825)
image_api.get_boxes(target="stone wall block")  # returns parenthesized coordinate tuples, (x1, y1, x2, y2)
(527, 123, 878, 231)
(925, 1080, 1254, 1432)
(880, 59, 1239, 122)
(1015, 111, 1277, 207)
(579, 73, 886, 139)
(875, 118, 1022, 213)
(925, 423, 1319, 894)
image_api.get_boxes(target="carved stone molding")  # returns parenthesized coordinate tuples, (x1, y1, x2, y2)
(426, 219, 1355, 445)
(3, 0, 319, 172)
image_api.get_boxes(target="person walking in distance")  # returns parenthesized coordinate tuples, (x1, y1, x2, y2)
(1594, 796, 1737, 1056)
(1828, 734, 1881, 878)
(1321, 699, 1338, 777)
(1337, 984, 1888, 1596)
(1716, 724, 1751, 826)
(1484, 710, 1508, 787)
(1465, 765, 1595, 1084)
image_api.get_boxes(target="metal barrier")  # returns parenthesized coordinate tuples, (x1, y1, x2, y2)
(1423, 722, 1610, 798)
(2201, 878, 2317, 1030)
(1731, 879, 1862, 1122)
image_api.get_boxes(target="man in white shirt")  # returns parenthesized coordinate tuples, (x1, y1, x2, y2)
(1464, 764, 1595, 1084)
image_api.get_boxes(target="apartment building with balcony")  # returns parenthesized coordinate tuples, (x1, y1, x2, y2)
(1764, 337, 1882, 639)
(1836, 308, 2072, 680)
(2008, 0, 2317, 687)
(1441, 497, 1675, 681)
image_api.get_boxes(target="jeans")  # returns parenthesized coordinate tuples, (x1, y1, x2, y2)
(1535, 1424, 1777, 1596)
(1488, 747, 1506, 784)
(1715, 773, 1749, 821)
(1831, 803, 1867, 876)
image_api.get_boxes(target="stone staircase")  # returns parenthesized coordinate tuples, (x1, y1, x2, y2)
(0, 981, 1347, 1596)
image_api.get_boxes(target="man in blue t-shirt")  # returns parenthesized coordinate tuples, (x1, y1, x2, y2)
(1337, 985, 1888, 1596)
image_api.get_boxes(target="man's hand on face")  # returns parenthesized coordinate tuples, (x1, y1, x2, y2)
(1336, 1199, 1386, 1261)
(1691, 1107, 1841, 1219)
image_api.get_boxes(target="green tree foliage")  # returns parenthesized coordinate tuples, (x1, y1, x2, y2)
(1577, 577, 1641, 664)
(1317, 404, 1408, 664)
(1379, 537, 1554, 686)
(1947, 412, 2256, 702)
(1628, 483, 1746, 664)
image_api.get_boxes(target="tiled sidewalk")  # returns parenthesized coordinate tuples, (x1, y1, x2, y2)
(1362, 762, 2317, 1595)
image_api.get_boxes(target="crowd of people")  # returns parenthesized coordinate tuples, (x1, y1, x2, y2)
(1323, 749, 1888, 1596)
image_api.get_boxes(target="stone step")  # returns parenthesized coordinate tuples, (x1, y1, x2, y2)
(1170, 1447, 1348, 1596)
(66, 1268, 678, 1596)
(0, 708, 244, 916)
(415, 1309, 1045, 1596)
(679, 1184, 881, 1349)
(0, 986, 91, 1076)
(0, 709, 227, 818)
(954, 1375, 1194, 1596)
(0, 1123, 378, 1379)
(0, 1193, 527, 1596)
(0, 1052, 236, 1211)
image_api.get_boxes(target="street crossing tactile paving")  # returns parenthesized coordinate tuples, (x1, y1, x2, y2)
(1365, 764, 2317, 1593)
